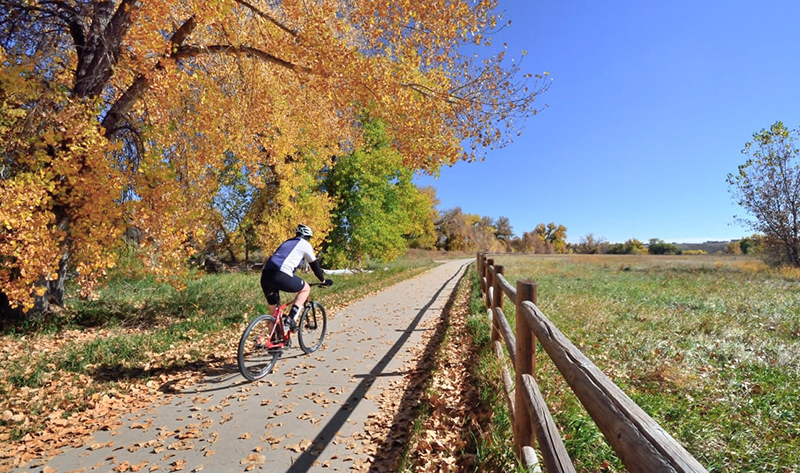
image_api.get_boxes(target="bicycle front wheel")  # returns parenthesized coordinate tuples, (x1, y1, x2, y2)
(298, 301, 327, 354)
(238, 314, 281, 381)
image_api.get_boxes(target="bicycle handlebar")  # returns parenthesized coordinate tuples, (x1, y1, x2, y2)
(309, 280, 333, 288)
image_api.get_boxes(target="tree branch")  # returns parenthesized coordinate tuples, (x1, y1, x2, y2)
(173, 44, 312, 74)
(103, 15, 310, 135)
(231, 0, 297, 36)
(171, 15, 197, 46)
(101, 74, 149, 135)
(103, 15, 197, 134)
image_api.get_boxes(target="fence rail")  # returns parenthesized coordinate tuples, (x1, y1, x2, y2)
(476, 253, 707, 473)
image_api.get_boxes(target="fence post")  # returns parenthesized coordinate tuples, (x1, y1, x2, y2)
(484, 258, 494, 309)
(477, 252, 484, 294)
(491, 265, 504, 344)
(514, 278, 538, 457)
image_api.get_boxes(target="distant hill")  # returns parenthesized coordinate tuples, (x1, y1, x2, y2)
(674, 240, 732, 254)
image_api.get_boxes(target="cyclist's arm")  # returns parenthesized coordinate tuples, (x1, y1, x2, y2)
(309, 260, 325, 282)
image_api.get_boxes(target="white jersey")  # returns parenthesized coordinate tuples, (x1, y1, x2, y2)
(265, 237, 317, 276)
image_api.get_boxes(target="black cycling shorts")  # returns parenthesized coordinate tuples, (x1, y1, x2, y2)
(261, 268, 306, 305)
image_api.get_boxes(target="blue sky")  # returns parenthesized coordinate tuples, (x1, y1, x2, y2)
(415, 1, 800, 244)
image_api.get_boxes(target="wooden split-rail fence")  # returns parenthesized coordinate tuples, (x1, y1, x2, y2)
(476, 253, 707, 473)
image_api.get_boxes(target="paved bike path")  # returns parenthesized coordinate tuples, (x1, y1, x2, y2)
(18, 259, 471, 473)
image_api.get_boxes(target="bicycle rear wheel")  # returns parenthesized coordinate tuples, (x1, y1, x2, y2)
(298, 301, 327, 354)
(238, 314, 281, 381)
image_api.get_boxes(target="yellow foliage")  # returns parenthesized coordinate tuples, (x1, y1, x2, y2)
(730, 260, 769, 273)
(1, 0, 543, 309)
(777, 265, 800, 281)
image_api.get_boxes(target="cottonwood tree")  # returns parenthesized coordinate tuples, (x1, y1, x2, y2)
(324, 118, 436, 268)
(574, 233, 608, 254)
(495, 216, 514, 241)
(535, 222, 568, 254)
(435, 208, 472, 251)
(647, 238, 682, 256)
(406, 186, 439, 251)
(0, 0, 548, 315)
(513, 231, 547, 253)
(728, 122, 800, 266)
(434, 208, 506, 252)
(607, 238, 646, 255)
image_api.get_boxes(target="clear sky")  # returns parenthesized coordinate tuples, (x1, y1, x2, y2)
(415, 1, 800, 244)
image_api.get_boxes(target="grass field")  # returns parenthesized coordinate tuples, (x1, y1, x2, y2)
(483, 254, 800, 473)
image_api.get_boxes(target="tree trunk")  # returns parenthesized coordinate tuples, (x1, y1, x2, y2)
(227, 247, 238, 264)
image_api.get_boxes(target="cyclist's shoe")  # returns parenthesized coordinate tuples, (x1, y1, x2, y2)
(282, 315, 297, 332)
(286, 306, 301, 332)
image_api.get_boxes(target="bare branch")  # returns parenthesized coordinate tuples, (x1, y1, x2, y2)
(231, 0, 297, 36)
(173, 44, 312, 74)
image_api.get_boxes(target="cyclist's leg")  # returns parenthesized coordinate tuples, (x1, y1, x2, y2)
(269, 271, 307, 321)
(260, 270, 281, 315)
(290, 281, 311, 312)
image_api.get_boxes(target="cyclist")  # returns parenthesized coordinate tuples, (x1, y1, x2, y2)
(261, 224, 332, 331)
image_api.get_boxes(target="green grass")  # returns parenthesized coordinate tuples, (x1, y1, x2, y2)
(482, 254, 800, 473)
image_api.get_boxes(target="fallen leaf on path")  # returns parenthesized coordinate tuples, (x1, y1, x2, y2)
(284, 439, 311, 453)
(130, 461, 149, 472)
(113, 461, 132, 472)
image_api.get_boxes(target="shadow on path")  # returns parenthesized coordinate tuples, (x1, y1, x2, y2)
(285, 262, 471, 473)
(366, 261, 470, 472)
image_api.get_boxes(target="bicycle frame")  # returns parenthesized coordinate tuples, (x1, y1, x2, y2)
(262, 302, 292, 350)
(267, 283, 327, 348)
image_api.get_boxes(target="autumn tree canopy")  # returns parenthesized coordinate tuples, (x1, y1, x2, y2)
(435, 208, 507, 252)
(728, 122, 800, 266)
(0, 0, 547, 314)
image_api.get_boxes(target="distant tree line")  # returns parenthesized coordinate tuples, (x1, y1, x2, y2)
(432, 208, 570, 254)
(570, 236, 682, 255)
(426, 214, 765, 258)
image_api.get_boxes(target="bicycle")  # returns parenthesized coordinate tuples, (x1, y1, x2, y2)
(237, 283, 328, 382)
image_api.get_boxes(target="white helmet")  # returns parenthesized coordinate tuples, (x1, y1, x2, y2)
(295, 224, 313, 240)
